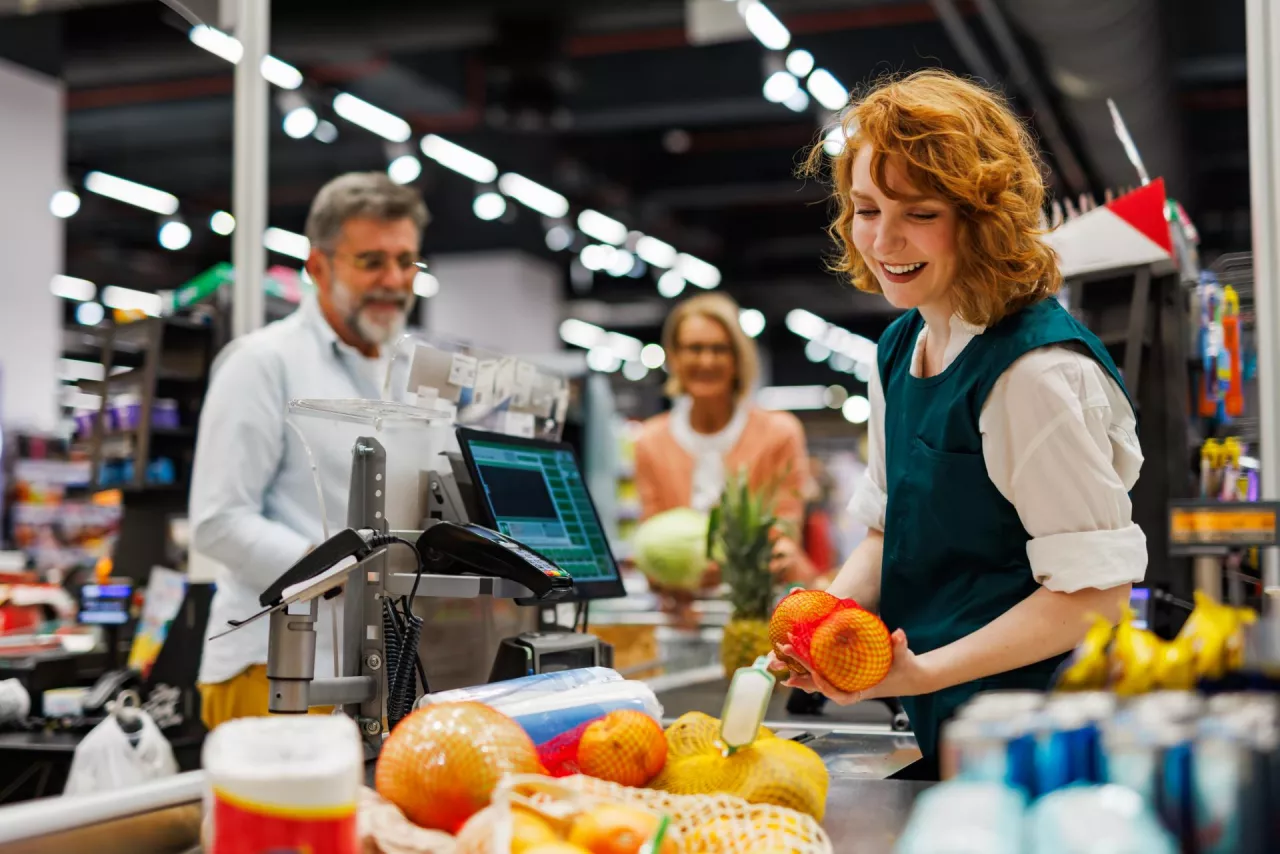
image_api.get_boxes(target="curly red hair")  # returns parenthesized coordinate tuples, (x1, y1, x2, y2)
(804, 69, 1060, 328)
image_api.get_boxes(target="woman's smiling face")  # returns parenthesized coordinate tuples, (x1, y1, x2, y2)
(848, 144, 960, 314)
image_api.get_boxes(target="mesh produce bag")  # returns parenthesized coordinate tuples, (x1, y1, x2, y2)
(772, 590, 892, 693)
(455, 774, 833, 854)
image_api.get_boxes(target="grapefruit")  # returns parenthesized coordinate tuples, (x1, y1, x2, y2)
(577, 710, 668, 788)
(809, 607, 892, 693)
(375, 701, 545, 833)
(567, 804, 676, 854)
(525, 845, 593, 854)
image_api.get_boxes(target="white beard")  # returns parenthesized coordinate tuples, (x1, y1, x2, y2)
(331, 278, 413, 347)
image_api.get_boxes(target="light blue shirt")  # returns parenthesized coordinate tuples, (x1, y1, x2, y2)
(191, 296, 389, 684)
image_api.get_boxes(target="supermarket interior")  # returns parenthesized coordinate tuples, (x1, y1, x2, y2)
(1, 0, 1280, 852)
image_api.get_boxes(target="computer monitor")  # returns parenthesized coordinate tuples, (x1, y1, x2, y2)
(456, 427, 626, 601)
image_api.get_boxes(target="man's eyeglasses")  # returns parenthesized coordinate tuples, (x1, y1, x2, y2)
(330, 250, 426, 274)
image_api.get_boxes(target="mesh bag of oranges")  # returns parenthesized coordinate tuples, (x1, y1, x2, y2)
(455, 773, 833, 854)
(768, 589, 893, 694)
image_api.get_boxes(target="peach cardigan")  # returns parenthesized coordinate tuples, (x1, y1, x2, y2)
(633, 406, 809, 526)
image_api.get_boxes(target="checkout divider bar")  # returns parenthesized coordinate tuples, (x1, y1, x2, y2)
(0, 769, 205, 845)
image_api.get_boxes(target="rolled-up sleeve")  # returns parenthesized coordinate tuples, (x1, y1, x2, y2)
(189, 343, 312, 592)
(981, 347, 1146, 594)
(847, 359, 888, 533)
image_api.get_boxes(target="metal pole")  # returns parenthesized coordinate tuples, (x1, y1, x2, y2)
(0, 770, 204, 844)
(231, 0, 269, 338)
(1246, 0, 1280, 601)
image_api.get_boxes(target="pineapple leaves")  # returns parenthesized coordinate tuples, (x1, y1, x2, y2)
(710, 465, 784, 620)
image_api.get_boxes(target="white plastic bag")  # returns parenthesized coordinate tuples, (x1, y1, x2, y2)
(63, 708, 178, 796)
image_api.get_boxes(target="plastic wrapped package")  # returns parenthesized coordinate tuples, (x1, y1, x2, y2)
(1027, 785, 1176, 854)
(498, 679, 663, 746)
(454, 774, 833, 854)
(414, 667, 623, 712)
(894, 781, 1025, 854)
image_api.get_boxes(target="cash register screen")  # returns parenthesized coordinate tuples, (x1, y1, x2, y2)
(458, 428, 626, 601)
(79, 582, 133, 626)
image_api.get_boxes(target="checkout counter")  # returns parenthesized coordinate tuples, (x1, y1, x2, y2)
(0, 397, 926, 852)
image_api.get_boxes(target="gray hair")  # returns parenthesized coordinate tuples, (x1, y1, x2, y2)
(304, 172, 430, 253)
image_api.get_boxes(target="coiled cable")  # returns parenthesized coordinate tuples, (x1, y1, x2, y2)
(364, 534, 428, 730)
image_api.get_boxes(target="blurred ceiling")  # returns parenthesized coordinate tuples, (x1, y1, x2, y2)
(0, 0, 1250, 387)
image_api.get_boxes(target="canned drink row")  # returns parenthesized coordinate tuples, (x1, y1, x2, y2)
(941, 690, 1280, 854)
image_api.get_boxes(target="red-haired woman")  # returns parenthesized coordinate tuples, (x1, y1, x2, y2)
(773, 70, 1146, 777)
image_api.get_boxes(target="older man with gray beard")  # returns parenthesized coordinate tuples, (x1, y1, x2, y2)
(190, 172, 427, 730)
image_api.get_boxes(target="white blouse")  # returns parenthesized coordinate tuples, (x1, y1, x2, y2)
(668, 396, 751, 512)
(848, 314, 1148, 594)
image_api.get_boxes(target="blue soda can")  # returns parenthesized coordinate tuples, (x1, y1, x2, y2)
(1027, 784, 1177, 854)
(1045, 693, 1113, 783)
(1103, 710, 1163, 810)
(1155, 719, 1197, 852)
(1193, 714, 1254, 854)
(1034, 703, 1098, 794)
(940, 712, 1038, 795)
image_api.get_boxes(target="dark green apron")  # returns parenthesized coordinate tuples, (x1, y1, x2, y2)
(877, 298, 1132, 759)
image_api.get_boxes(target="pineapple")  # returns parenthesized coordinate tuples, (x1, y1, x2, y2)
(711, 467, 786, 678)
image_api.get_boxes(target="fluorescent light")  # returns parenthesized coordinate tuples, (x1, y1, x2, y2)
(604, 331, 643, 362)
(283, 106, 318, 139)
(824, 385, 848, 408)
(332, 92, 411, 143)
(559, 318, 605, 350)
(783, 89, 810, 113)
(587, 348, 622, 373)
(740, 0, 791, 50)
(413, 271, 439, 298)
(189, 25, 242, 63)
(636, 236, 678, 268)
(264, 227, 311, 260)
(739, 308, 766, 338)
(545, 225, 574, 251)
(473, 192, 507, 221)
(675, 253, 721, 289)
(786, 49, 814, 78)
(498, 172, 570, 218)
(786, 308, 827, 339)
(102, 285, 162, 316)
(641, 343, 666, 369)
(387, 154, 422, 185)
(261, 55, 303, 90)
(51, 274, 96, 302)
(75, 302, 105, 326)
(853, 361, 872, 382)
(60, 359, 105, 382)
(622, 361, 649, 382)
(210, 211, 236, 235)
(84, 171, 178, 215)
(657, 270, 686, 298)
(313, 120, 338, 143)
(758, 385, 828, 411)
(63, 389, 103, 410)
(420, 135, 498, 183)
(804, 340, 831, 362)
(607, 249, 637, 278)
(580, 244, 615, 272)
(577, 210, 628, 246)
(842, 395, 871, 424)
(824, 125, 847, 157)
(50, 190, 80, 218)
(830, 352, 855, 373)
(158, 220, 192, 251)
(807, 68, 849, 111)
(763, 71, 799, 104)
(190, 26, 303, 90)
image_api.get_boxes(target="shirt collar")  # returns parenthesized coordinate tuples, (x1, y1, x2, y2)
(911, 312, 986, 377)
(298, 294, 369, 360)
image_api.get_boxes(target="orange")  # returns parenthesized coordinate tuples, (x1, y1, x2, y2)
(577, 710, 668, 788)
(567, 804, 677, 854)
(768, 590, 842, 673)
(375, 701, 545, 833)
(810, 607, 892, 693)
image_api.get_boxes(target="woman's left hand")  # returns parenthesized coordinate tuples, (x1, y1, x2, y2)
(777, 629, 935, 705)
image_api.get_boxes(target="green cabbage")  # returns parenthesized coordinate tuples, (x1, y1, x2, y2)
(632, 508, 711, 590)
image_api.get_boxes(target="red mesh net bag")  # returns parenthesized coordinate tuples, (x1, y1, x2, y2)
(769, 589, 893, 693)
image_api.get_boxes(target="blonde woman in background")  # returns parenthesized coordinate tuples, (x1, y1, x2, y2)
(634, 293, 816, 616)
